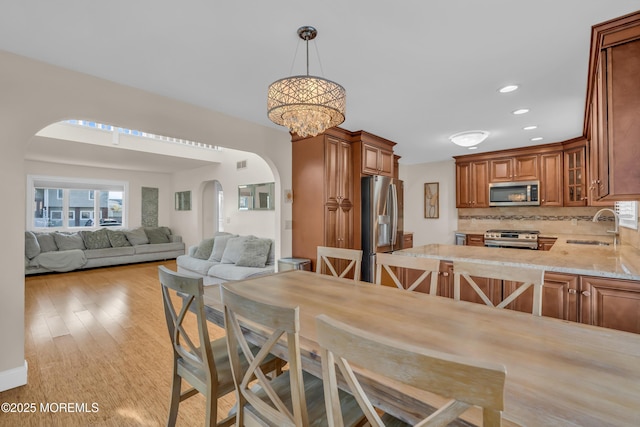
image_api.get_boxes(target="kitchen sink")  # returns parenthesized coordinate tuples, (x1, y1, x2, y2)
(566, 239, 610, 246)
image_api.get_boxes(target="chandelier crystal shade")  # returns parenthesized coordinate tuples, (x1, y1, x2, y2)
(267, 26, 346, 138)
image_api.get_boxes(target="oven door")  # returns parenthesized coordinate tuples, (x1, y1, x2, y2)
(484, 239, 538, 249)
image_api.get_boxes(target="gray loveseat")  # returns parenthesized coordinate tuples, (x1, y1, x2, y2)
(25, 226, 185, 275)
(176, 233, 275, 285)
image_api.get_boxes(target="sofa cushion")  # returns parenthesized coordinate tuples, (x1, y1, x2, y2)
(207, 263, 274, 281)
(134, 242, 184, 255)
(145, 227, 171, 244)
(125, 227, 149, 245)
(107, 229, 132, 247)
(80, 229, 112, 250)
(36, 233, 58, 253)
(84, 246, 135, 259)
(53, 232, 86, 251)
(235, 238, 272, 268)
(30, 249, 87, 272)
(193, 238, 216, 260)
(25, 231, 41, 259)
(210, 234, 238, 262)
(221, 236, 255, 264)
(176, 254, 217, 276)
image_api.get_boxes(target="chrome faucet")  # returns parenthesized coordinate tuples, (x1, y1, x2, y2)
(592, 208, 619, 244)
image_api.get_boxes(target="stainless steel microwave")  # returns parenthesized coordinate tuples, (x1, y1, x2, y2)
(489, 180, 540, 206)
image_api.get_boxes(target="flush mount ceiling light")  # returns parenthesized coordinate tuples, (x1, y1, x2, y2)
(499, 84, 519, 93)
(449, 130, 490, 147)
(267, 26, 346, 138)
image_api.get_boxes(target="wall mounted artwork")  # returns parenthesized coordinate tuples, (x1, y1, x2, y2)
(141, 187, 159, 227)
(424, 182, 439, 219)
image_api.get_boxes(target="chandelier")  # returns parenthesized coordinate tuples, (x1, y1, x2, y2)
(267, 26, 346, 138)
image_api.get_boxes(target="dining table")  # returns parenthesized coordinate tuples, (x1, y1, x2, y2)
(201, 269, 640, 427)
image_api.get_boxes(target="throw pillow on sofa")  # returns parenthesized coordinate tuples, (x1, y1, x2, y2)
(124, 227, 149, 245)
(36, 233, 58, 253)
(80, 229, 111, 250)
(53, 232, 86, 251)
(209, 234, 238, 262)
(193, 238, 215, 260)
(145, 227, 170, 244)
(107, 229, 131, 247)
(221, 236, 254, 264)
(25, 231, 41, 259)
(235, 238, 272, 268)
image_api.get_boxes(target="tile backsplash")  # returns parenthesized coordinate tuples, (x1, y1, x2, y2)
(458, 207, 618, 236)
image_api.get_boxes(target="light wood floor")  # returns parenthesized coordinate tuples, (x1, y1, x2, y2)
(0, 260, 236, 427)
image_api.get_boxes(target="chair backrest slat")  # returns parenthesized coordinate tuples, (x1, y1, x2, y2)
(316, 246, 363, 281)
(375, 252, 441, 294)
(316, 314, 507, 426)
(221, 284, 307, 427)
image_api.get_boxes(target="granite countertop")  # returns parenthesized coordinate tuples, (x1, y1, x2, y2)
(396, 234, 640, 281)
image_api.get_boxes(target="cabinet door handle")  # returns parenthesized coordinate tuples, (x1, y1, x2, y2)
(568, 289, 577, 294)
(441, 272, 449, 277)
(581, 290, 591, 297)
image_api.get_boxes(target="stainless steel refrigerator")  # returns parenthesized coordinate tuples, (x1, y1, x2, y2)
(361, 175, 404, 282)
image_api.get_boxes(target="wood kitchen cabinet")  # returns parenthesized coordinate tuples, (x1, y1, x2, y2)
(539, 151, 563, 206)
(586, 12, 640, 201)
(466, 234, 484, 247)
(537, 236, 557, 251)
(504, 272, 578, 321)
(580, 275, 640, 334)
(455, 160, 489, 208)
(358, 136, 394, 177)
(489, 154, 538, 183)
(563, 138, 588, 206)
(292, 129, 355, 271)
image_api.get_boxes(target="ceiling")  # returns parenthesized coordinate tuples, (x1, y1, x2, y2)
(3, 1, 640, 167)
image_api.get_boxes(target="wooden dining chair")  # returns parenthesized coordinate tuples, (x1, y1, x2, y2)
(316, 314, 507, 427)
(158, 266, 280, 427)
(316, 246, 363, 281)
(452, 260, 546, 316)
(221, 284, 363, 427)
(375, 252, 441, 293)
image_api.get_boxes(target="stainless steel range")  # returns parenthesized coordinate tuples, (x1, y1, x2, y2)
(483, 229, 540, 249)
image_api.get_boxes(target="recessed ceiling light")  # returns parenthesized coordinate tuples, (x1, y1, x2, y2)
(523, 125, 537, 130)
(531, 137, 543, 141)
(468, 146, 478, 150)
(513, 109, 529, 115)
(499, 85, 519, 93)
(449, 130, 490, 147)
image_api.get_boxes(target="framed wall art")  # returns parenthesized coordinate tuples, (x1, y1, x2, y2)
(424, 182, 439, 219)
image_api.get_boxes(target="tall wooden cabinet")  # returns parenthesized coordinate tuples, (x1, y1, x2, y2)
(292, 128, 397, 272)
(586, 11, 640, 201)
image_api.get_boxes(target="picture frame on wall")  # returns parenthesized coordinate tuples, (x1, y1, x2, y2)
(175, 191, 191, 211)
(424, 182, 439, 218)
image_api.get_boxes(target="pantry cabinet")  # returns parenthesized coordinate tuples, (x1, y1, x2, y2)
(586, 11, 640, 201)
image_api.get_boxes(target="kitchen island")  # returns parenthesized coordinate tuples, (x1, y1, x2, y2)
(394, 238, 640, 333)
(396, 235, 640, 281)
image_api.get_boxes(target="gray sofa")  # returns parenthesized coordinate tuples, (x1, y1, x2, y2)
(25, 226, 185, 275)
(177, 233, 275, 285)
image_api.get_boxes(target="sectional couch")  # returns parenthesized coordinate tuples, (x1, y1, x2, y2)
(25, 226, 185, 275)
(176, 233, 275, 285)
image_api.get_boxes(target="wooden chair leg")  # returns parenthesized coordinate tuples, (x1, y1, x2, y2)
(205, 391, 216, 427)
(166, 370, 181, 427)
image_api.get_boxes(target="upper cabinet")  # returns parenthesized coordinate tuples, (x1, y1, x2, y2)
(356, 133, 395, 177)
(489, 154, 538, 182)
(586, 11, 640, 201)
(456, 160, 489, 208)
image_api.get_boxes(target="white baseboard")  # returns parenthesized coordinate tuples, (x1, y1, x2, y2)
(0, 360, 28, 392)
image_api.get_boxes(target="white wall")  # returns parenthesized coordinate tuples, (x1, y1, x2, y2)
(171, 150, 276, 250)
(400, 160, 458, 246)
(0, 49, 292, 391)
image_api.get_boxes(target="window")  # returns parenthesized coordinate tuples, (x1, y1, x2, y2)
(29, 176, 127, 230)
(616, 201, 638, 230)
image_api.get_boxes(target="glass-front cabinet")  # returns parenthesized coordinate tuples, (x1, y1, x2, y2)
(564, 141, 588, 206)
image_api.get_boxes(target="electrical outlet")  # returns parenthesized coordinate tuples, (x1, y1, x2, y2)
(571, 218, 578, 226)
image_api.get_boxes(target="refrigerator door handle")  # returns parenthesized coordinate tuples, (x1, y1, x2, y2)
(390, 183, 398, 246)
